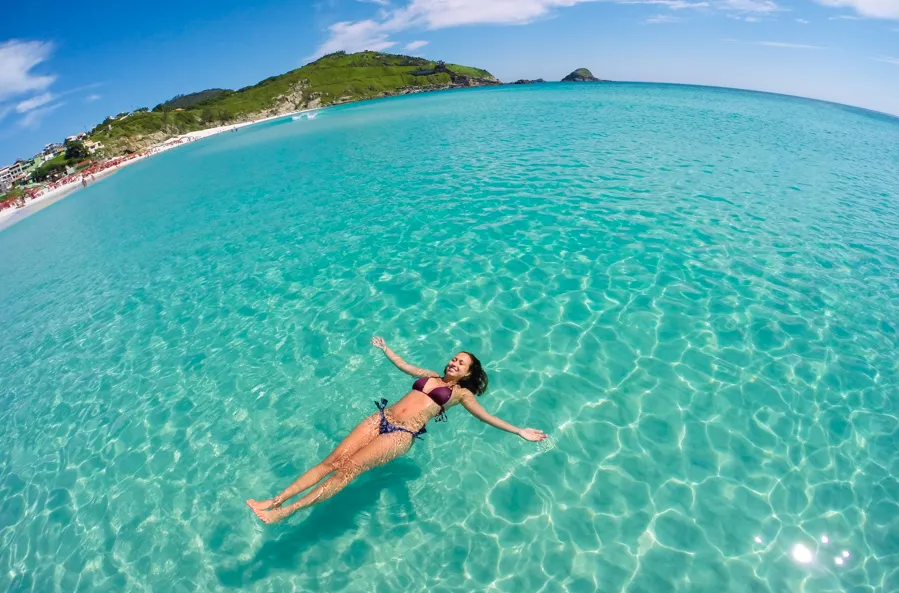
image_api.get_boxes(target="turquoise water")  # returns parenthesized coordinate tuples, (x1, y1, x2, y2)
(2, 83, 899, 593)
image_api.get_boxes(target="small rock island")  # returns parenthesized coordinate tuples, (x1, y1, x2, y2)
(561, 68, 607, 82)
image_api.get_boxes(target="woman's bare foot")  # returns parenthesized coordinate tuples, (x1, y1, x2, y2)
(246, 498, 274, 512)
(251, 506, 287, 524)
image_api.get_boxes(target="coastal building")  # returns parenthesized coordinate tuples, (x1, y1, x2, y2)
(0, 159, 33, 186)
(42, 143, 64, 159)
(0, 167, 12, 192)
(84, 139, 105, 154)
(0, 166, 13, 187)
(16, 159, 38, 181)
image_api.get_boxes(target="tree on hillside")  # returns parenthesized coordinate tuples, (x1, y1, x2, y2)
(64, 140, 89, 161)
(32, 161, 68, 182)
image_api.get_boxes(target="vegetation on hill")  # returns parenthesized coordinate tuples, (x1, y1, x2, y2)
(64, 140, 89, 161)
(88, 51, 499, 154)
(30, 139, 94, 182)
(31, 154, 69, 182)
(152, 89, 233, 112)
(561, 68, 606, 82)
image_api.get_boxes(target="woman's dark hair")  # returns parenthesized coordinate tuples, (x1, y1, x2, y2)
(459, 351, 488, 396)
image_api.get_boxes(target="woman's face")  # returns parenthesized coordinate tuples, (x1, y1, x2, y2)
(444, 352, 472, 380)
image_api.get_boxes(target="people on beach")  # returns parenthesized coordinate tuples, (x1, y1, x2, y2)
(3, 128, 234, 216)
(246, 337, 548, 524)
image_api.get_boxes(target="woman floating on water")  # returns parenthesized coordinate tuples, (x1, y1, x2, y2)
(247, 336, 548, 523)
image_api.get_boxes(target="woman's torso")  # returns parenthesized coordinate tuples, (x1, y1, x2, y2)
(386, 378, 462, 430)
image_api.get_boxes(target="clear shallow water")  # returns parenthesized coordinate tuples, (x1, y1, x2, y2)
(1, 83, 899, 593)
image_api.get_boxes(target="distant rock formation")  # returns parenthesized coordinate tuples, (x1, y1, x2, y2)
(561, 68, 607, 82)
(512, 79, 546, 85)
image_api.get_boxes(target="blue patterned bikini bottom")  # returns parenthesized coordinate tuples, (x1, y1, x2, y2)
(374, 398, 426, 440)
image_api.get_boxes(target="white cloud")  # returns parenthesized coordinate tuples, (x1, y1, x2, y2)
(19, 102, 63, 129)
(624, 0, 708, 7)
(756, 41, 826, 49)
(359, 0, 391, 4)
(404, 40, 429, 50)
(829, 14, 863, 19)
(316, 19, 399, 55)
(85, 94, 101, 102)
(314, 0, 788, 58)
(716, 0, 779, 12)
(313, 1, 590, 57)
(871, 55, 899, 64)
(725, 39, 828, 49)
(16, 92, 54, 113)
(815, 0, 899, 19)
(408, 0, 587, 28)
(796, 18, 809, 23)
(0, 40, 56, 101)
(645, 13, 683, 22)
(726, 13, 765, 20)
(666, 0, 708, 7)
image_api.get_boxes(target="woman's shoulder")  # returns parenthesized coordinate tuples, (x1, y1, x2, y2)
(455, 386, 475, 400)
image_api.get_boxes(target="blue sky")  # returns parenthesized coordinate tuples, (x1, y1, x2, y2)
(1, 0, 898, 164)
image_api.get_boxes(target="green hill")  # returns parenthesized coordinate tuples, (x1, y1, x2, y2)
(153, 89, 233, 112)
(89, 51, 499, 154)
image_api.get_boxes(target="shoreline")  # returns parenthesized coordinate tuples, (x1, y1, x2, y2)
(0, 82, 505, 230)
(0, 109, 312, 230)
(6, 80, 893, 232)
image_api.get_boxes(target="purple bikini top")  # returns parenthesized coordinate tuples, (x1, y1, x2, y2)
(412, 376, 453, 408)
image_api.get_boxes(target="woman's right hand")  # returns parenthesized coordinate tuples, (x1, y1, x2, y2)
(371, 336, 387, 351)
(518, 428, 548, 442)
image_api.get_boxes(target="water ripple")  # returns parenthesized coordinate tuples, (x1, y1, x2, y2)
(1, 83, 899, 592)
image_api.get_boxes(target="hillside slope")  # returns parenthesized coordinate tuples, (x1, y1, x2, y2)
(90, 51, 499, 154)
(153, 89, 232, 111)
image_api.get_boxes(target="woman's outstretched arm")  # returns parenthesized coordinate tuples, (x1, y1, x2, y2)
(460, 391, 547, 442)
(371, 336, 439, 378)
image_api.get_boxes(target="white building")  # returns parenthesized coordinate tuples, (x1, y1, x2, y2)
(0, 160, 30, 187)
(42, 143, 64, 159)
(0, 167, 13, 192)
(84, 139, 104, 154)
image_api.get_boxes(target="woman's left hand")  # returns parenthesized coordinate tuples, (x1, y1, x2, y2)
(518, 428, 548, 442)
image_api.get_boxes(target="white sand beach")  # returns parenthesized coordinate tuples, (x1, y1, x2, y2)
(0, 152, 153, 229)
(0, 109, 312, 229)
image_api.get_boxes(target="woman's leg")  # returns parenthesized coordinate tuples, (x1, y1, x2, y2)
(251, 432, 413, 524)
(246, 411, 381, 511)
